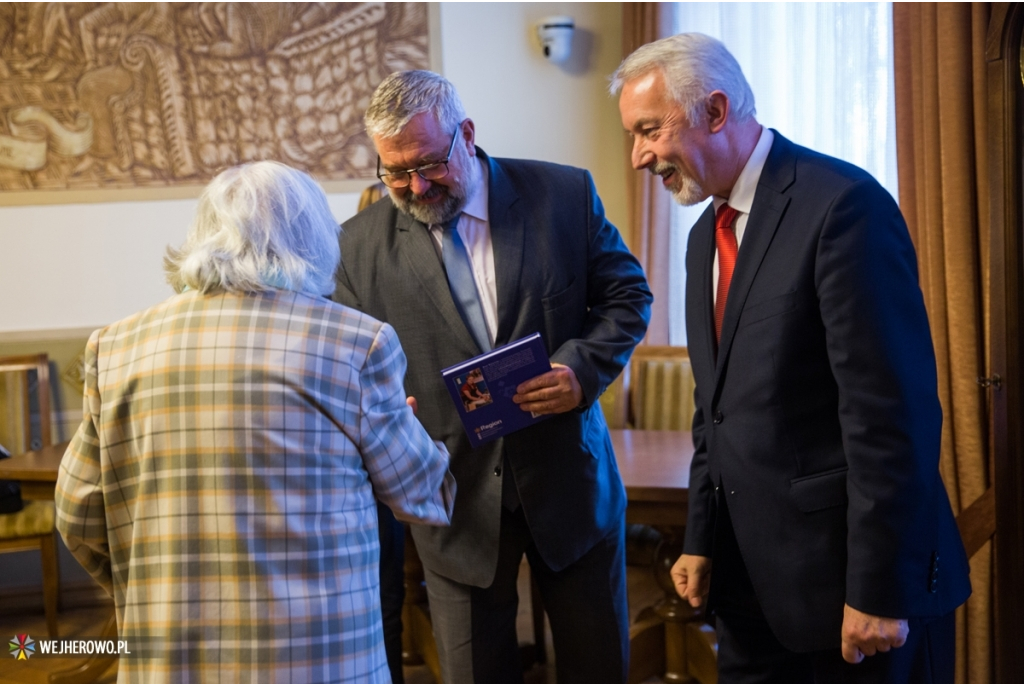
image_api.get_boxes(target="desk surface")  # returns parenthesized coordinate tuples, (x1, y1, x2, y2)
(612, 429, 692, 502)
(0, 430, 694, 498)
(0, 441, 68, 482)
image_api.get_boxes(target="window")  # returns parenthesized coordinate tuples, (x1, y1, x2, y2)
(669, 2, 897, 345)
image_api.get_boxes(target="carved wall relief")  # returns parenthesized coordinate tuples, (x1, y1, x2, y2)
(0, 2, 429, 194)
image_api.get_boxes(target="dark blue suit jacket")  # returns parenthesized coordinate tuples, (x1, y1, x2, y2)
(336, 149, 652, 585)
(682, 132, 971, 651)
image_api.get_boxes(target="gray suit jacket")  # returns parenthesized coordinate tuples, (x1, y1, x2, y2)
(335, 149, 652, 585)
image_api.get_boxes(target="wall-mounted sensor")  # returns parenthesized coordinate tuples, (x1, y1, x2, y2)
(536, 16, 575, 64)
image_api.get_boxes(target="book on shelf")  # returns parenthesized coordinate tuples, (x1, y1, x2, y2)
(441, 332, 553, 447)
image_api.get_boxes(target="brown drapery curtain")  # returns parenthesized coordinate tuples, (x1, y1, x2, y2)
(893, 4, 993, 682)
(622, 3, 675, 345)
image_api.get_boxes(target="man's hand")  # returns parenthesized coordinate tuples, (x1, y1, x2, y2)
(840, 604, 909, 664)
(512, 363, 583, 415)
(671, 554, 712, 608)
(406, 396, 418, 415)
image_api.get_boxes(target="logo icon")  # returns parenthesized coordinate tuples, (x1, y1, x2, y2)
(9, 634, 34, 660)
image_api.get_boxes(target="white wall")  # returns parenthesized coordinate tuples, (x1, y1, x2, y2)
(0, 2, 627, 335)
(0, 194, 360, 333)
(440, 3, 628, 228)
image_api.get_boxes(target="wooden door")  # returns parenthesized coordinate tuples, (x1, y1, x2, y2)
(986, 4, 1024, 681)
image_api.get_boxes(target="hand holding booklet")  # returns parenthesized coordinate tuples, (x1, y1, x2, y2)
(441, 332, 553, 447)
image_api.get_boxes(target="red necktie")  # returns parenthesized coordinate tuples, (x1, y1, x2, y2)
(714, 203, 740, 342)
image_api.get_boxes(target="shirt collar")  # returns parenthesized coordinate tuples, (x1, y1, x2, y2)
(461, 157, 489, 223)
(713, 126, 774, 214)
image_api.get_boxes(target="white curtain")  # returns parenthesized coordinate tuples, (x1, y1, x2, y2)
(669, 2, 896, 345)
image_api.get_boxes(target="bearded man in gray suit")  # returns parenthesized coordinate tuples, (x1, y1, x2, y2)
(335, 70, 652, 683)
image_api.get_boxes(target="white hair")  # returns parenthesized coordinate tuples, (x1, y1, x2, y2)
(365, 70, 466, 139)
(165, 161, 341, 296)
(610, 33, 756, 126)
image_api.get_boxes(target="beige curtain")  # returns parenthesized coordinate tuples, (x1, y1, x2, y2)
(622, 3, 675, 345)
(893, 4, 992, 682)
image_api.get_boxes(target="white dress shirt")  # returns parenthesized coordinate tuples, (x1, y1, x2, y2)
(712, 127, 775, 303)
(429, 158, 498, 346)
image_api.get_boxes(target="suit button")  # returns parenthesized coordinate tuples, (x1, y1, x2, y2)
(713, 411, 724, 424)
(494, 467, 502, 476)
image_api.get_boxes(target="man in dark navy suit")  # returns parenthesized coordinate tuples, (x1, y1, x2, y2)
(613, 34, 970, 682)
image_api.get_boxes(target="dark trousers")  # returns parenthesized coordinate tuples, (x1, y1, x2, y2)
(423, 506, 629, 683)
(378, 502, 406, 684)
(711, 495, 955, 683)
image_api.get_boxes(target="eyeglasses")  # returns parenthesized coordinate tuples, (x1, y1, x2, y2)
(376, 125, 461, 189)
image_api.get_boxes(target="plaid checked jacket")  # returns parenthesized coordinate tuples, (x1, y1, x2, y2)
(56, 289, 454, 684)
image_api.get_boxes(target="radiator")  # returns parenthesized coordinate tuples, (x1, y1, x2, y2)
(632, 357, 696, 431)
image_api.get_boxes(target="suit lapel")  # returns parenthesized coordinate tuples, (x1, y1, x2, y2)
(483, 152, 525, 346)
(688, 205, 718, 391)
(395, 211, 481, 353)
(714, 133, 796, 385)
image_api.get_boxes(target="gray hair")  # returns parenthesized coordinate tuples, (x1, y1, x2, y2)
(610, 33, 756, 126)
(365, 70, 466, 139)
(165, 161, 341, 297)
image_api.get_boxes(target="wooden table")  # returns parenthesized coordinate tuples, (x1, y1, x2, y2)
(2, 433, 694, 503)
(613, 429, 691, 527)
(0, 441, 68, 500)
(611, 430, 715, 684)
(0, 441, 118, 684)
(0, 442, 68, 642)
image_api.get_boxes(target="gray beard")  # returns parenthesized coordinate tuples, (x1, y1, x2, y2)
(672, 174, 706, 206)
(652, 162, 705, 206)
(392, 186, 467, 226)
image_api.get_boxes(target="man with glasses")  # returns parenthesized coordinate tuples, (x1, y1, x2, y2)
(335, 70, 652, 683)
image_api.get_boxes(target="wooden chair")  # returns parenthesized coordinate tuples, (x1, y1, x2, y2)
(628, 346, 695, 431)
(0, 354, 61, 638)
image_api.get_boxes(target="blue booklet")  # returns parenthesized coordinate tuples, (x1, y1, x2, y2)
(441, 332, 553, 447)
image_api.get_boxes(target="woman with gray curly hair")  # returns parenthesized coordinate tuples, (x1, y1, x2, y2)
(56, 161, 454, 684)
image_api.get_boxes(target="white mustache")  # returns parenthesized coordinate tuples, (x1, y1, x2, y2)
(650, 162, 677, 179)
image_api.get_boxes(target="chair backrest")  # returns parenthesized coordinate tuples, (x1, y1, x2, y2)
(0, 354, 52, 453)
(628, 346, 694, 431)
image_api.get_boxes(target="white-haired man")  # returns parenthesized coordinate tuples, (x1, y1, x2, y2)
(335, 70, 652, 682)
(612, 33, 970, 682)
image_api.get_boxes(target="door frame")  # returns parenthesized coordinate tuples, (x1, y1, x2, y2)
(986, 4, 1024, 681)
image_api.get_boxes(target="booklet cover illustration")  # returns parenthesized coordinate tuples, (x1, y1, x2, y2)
(441, 332, 553, 447)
